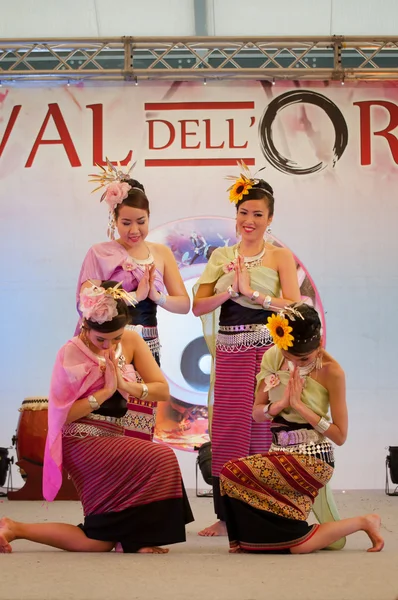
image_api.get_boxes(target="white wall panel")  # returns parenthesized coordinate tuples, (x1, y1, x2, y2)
(332, 0, 398, 35)
(0, 0, 195, 38)
(212, 0, 333, 36)
(0, 0, 397, 39)
(94, 0, 195, 37)
(0, 0, 100, 38)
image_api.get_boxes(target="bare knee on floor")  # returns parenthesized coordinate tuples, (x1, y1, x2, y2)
(78, 539, 115, 553)
(290, 544, 312, 555)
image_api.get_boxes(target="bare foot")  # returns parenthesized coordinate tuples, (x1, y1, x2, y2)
(0, 518, 16, 554)
(137, 546, 169, 554)
(198, 520, 227, 537)
(229, 544, 243, 554)
(114, 542, 124, 553)
(364, 514, 384, 553)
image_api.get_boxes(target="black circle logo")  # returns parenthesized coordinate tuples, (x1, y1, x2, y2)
(259, 90, 349, 175)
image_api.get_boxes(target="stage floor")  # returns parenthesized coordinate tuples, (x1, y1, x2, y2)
(0, 490, 397, 600)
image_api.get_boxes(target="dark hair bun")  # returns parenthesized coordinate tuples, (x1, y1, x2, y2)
(254, 179, 274, 197)
(123, 178, 145, 194)
(287, 304, 322, 353)
(289, 304, 320, 333)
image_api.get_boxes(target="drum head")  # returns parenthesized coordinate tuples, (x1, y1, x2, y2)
(20, 397, 49, 411)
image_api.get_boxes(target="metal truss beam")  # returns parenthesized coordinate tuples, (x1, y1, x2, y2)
(1, 36, 398, 83)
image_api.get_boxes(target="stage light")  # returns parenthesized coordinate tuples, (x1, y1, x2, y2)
(194, 442, 213, 497)
(272, 78, 275, 85)
(135, 77, 138, 86)
(203, 78, 207, 85)
(386, 446, 398, 496)
(0, 447, 13, 497)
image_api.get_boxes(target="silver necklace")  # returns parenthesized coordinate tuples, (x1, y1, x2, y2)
(288, 359, 317, 377)
(235, 242, 266, 270)
(125, 243, 154, 266)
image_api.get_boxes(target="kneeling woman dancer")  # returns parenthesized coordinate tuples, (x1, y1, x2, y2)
(0, 281, 193, 554)
(219, 304, 383, 554)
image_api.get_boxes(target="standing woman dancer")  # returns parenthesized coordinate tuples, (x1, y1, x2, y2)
(76, 161, 190, 441)
(193, 163, 301, 536)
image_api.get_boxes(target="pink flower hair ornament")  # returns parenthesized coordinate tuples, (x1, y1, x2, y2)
(89, 157, 139, 238)
(89, 157, 136, 209)
(79, 281, 138, 325)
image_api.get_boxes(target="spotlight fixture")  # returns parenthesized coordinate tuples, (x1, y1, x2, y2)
(386, 446, 398, 496)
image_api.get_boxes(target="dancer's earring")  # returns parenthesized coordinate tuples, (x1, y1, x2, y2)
(107, 212, 116, 240)
(315, 349, 323, 371)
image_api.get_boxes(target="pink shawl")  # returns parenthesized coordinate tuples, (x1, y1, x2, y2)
(76, 242, 164, 306)
(43, 336, 136, 502)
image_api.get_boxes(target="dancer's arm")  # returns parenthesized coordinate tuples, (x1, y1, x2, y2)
(193, 264, 240, 316)
(150, 246, 190, 314)
(289, 365, 348, 446)
(252, 379, 291, 422)
(237, 249, 301, 309)
(192, 282, 230, 316)
(66, 388, 117, 424)
(119, 331, 169, 402)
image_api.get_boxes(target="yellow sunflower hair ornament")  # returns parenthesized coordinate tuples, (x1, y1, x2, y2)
(266, 313, 294, 351)
(225, 160, 265, 204)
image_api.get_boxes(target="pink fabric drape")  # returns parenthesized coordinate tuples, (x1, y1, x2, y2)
(43, 336, 136, 501)
(74, 242, 164, 334)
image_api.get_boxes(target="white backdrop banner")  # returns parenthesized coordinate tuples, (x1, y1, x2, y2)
(1, 81, 397, 489)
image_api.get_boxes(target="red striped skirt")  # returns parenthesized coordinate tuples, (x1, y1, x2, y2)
(211, 345, 273, 478)
(62, 418, 193, 551)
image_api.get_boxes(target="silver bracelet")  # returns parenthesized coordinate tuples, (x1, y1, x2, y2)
(263, 403, 273, 420)
(262, 295, 272, 309)
(314, 416, 330, 434)
(140, 383, 149, 400)
(88, 394, 100, 410)
(155, 292, 167, 306)
(227, 285, 239, 298)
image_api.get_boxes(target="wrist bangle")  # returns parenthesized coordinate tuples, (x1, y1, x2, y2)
(263, 403, 273, 420)
(88, 395, 100, 410)
(315, 416, 330, 434)
(262, 295, 272, 309)
(227, 285, 239, 298)
(155, 292, 167, 307)
(251, 290, 260, 302)
(140, 383, 149, 400)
